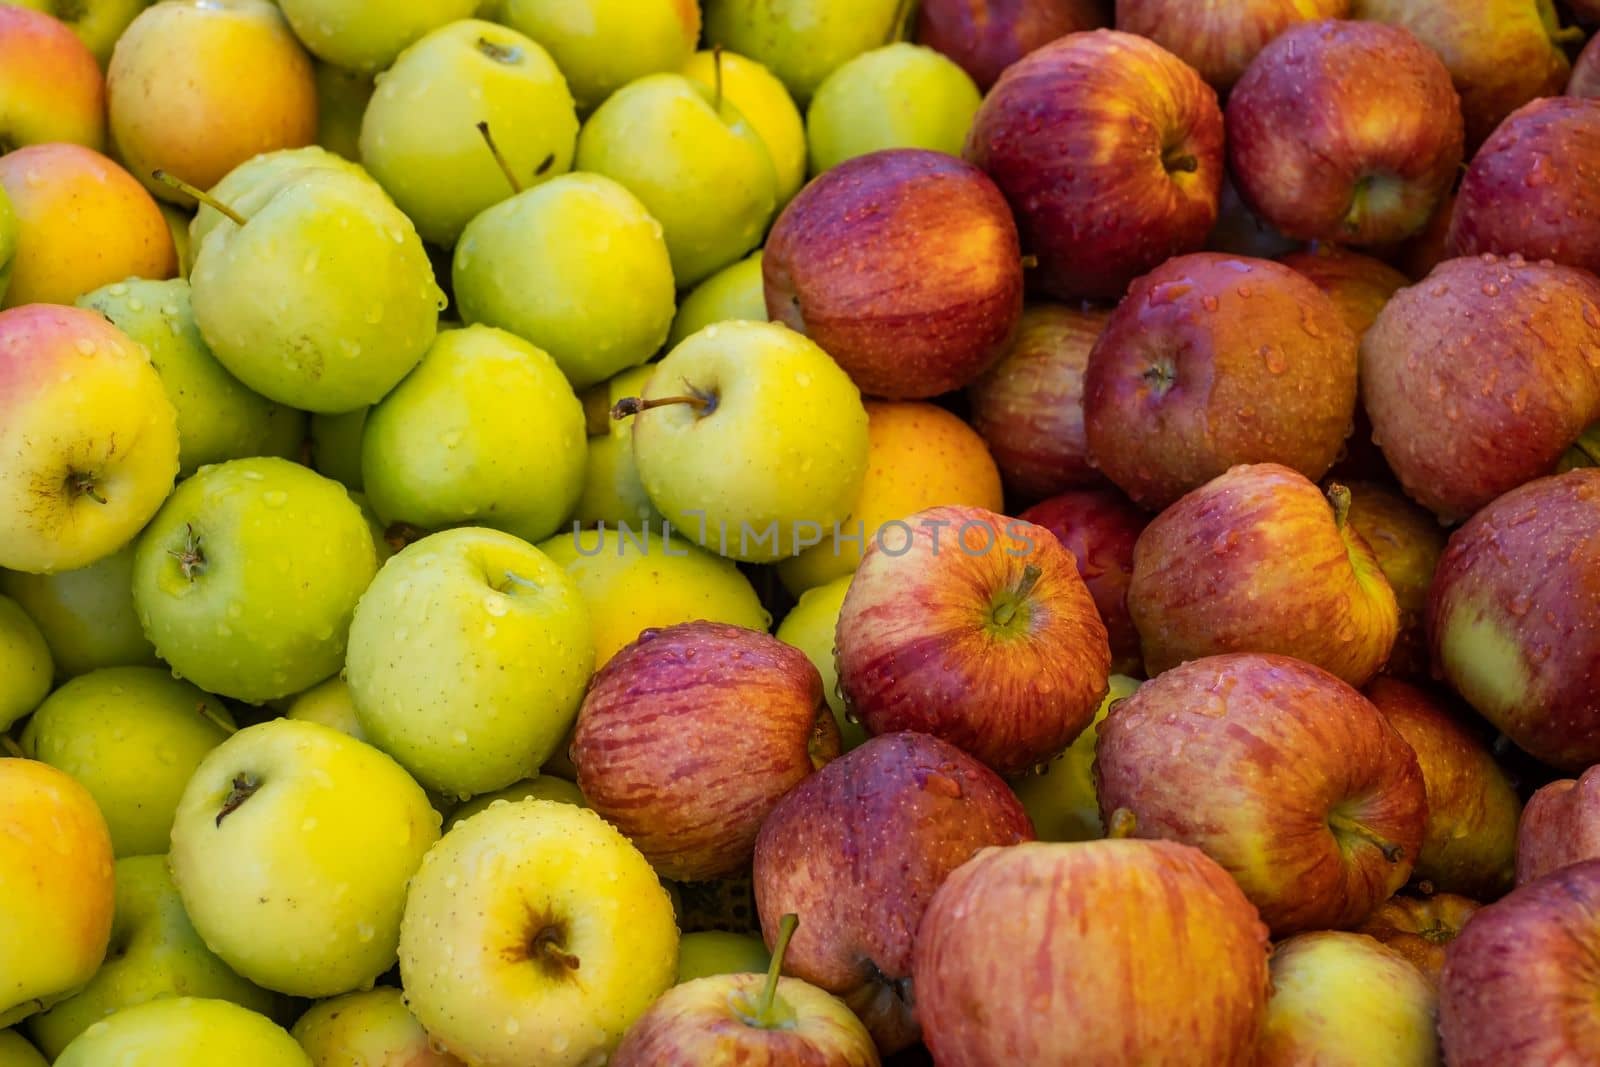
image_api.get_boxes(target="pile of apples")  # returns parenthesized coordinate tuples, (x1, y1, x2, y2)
(5, 0, 1600, 1063)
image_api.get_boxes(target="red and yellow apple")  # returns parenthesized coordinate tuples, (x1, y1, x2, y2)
(1114, 0, 1349, 89)
(1355, 893, 1481, 989)
(0, 6, 104, 152)
(1342, 480, 1445, 677)
(916, 0, 1108, 90)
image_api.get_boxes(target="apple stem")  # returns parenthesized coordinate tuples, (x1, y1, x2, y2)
(152, 170, 246, 226)
(499, 570, 539, 593)
(1107, 807, 1139, 839)
(992, 563, 1043, 627)
(1, 736, 23, 758)
(1573, 426, 1600, 466)
(1020, 254, 1039, 270)
(611, 393, 712, 420)
(712, 44, 725, 112)
(69, 472, 106, 505)
(889, 0, 913, 43)
(1326, 483, 1352, 532)
(476, 121, 523, 195)
(755, 913, 799, 1028)
(1328, 811, 1405, 863)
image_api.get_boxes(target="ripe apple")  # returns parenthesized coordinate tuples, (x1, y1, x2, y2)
(399, 799, 679, 1067)
(0, 5, 104, 151)
(52, 997, 309, 1067)
(1429, 471, 1600, 770)
(0, 547, 156, 677)
(0, 303, 178, 575)
(1280, 247, 1410, 337)
(1355, 893, 1480, 988)
(0, 595, 49, 730)
(26, 855, 278, 1059)
(504, 0, 701, 113)
(0, 758, 114, 1028)
(806, 44, 982, 175)
(702, 0, 911, 104)
(682, 52, 806, 206)
(916, 0, 1108, 91)
(675, 931, 770, 983)
(1114, 0, 1348, 89)
(275, 0, 477, 73)
(1096, 653, 1426, 934)
(312, 61, 369, 162)
(1572, 33, 1600, 97)
(1439, 860, 1600, 1066)
(0, 1031, 44, 1067)
(442, 774, 586, 830)
(752, 732, 1033, 1052)
(0, 183, 14, 301)
(964, 30, 1224, 302)
(1128, 465, 1399, 686)
(1517, 765, 1600, 885)
(5, 0, 152, 68)
(292, 987, 463, 1067)
(1083, 254, 1359, 509)
(188, 144, 371, 251)
(667, 251, 766, 347)
(775, 575, 864, 751)
(1008, 674, 1140, 842)
(836, 505, 1112, 775)
(359, 19, 579, 248)
(573, 622, 840, 881)
(914, 840, 1270, 1064)
(572, 364, 663, 529)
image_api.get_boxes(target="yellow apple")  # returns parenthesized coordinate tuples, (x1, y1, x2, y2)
(53, 997, 309, 1066)
(1010, 675, 1141, 841)
(682, 51, 806, 204)
(0, 1031, 44, 1067)
(774, 575, 865, 751)
(444, 775, 587, 830)
(292, 987, 462, 1067)
(0, 594, 50, 731)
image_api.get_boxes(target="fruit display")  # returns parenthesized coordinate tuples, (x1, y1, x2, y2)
(6, 3, 1600, 1065)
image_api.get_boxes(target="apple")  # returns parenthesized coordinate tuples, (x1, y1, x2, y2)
(675, 931, 770, 984)
(577, 73, 777, 288)
(312, 62, 369, 162)
(504, 0, 701, 113)
(775, 575, 864, 751)
(0, 303, 178, 575)
(0, 5, 103, 152)
(1517, 765, 1600, 885)
(1128, 465, 1399, 686)
(623, 320, 871, 564)
(399, 799, 680, 1067)
(0, 1031, 44, 1067)
(275, 0, 477, 73)
(1344, 482, 1447, 678)
(702, 0, 911, 105)
(0, 183, 14, 301)
(967, 303, 1111, 502)
(306, 408, 365, 491)
(1439, 859, 1600, 1066)
(1096, 652, 1426, 934)
(359, 20, 579, 248)
(1258, 931, 1438, 1066)
(346, 527, 595, 799)
(682, 52, 806, 206)
(1019, 489, 1146, 676)
(1573, 32, 1600, 98)
(752, 732, 1033, 1052)
(914, 839, 1270, 1064)
(667, 251, 767, 348)
(1114, 0, 1349, 89)
(0, 545, 159, 677)
(26, 854, 279, 1059)
(836, 505, 1112, 776)
(52, 998, 309, 1067)
(916, 0, 1108, 91)
(5, 0, 152, 68)
(108, 0, 317, 206)
(778, 400, 1004, 594)
(572, 364, 663, 529)
(806, 44, 982, 175)
(1281, 246, 1416, 338)
(1354, 893, 1480, 988)
(573, 621, 840, 881)
(292, 987, 463, 1067)
(1082, 254, 1359, 510)
(0, 144, 176, 308)
(443, 774, 587, 830)
(453, 173, 675, 390)
(964, 30, 1224, 302)
(765, 149, 1022, 400)
(0, 758, 114, 1028)
(0, 595, 49, 730)
(187, 144, 371, 252)
(1008, 674, 1140, 842)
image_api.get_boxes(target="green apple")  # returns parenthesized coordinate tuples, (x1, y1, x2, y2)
(1011, 675, 1141, 842)
(169, 719, 440, 998)
(360, 325, 586, 545)
(284, 676, 363, 741)
(359, 20, 578, 248)
(774, 575, 865, 751)
(503, 0, 700, 112)
(53, 997, 309, 1067)
(5, 0, 152, 67)
(399, 799, 679, 1067)
(307, 407, 366, 491)
(276, 0, 477, 73)
(0, 595, 49, 731)
(0, 545, 158, 677)
(292, 987, 459, 1067)
(576, 73, 778, 288)
(454, 173, 675, 390)
(158, 203, 194, 277)
(131, 457, 379, 703)
(682, 52, 805, 205)
(667, 250, 767, 347)
(346, 527, 595, 799)
(0, 182, 16, 303)
(0, 1030, 44, 1067)
(573, 365, 663, 529)
(26, 855, 278, 1059)
(20, 667, 232, 857)
(675, 931, 771, 983)
(444, 774, 586, 830)
(806, 42, 981, 175)
(703, 0, 911, 104)
(189, 167, 442, 414)
(625, 320, 870, 563)
(190, 145, 372, 251)
(313, 62, 369, 163)
(78, 278, 306, 477)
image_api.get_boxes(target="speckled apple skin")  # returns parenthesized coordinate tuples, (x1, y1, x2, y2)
(918, 0, 1107, 90)
(1517, 767, 1600, 886)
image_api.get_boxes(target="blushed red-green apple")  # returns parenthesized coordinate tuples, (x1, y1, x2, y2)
(443, 774, 586, 830)
(703, 0, 910, 104)
(0, 1031, 44, 1067)
(0, 595, 49, 730)
(0, 5, 104, 151)
(275, 0, 476, 72)
(1517, 766, 1600, 885)
(836, 505, 1112, 775)
(806, 45, 982, 175)
(1355, 893, 1480, 989)
(675, 932, 770, 984)
(5, 0, 153, 67)
(1009, 674, 1140, 842)
(1114, 0, 1348, 89)
(1020, 490, 1146, 676)
(667, 251, 767, 348)
(682, 51, 806, 205)
(775, 575, 864, 751)
(292, 988, 463, 1067)
(504, 0, 701, 112)
(52, 998, 309, 1067)
(572, 365, 662, 529)
(0, 545, 158, 676)
(917, 0, 1108, 90)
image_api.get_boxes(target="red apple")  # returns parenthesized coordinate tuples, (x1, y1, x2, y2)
(1428, 470, 1600, 772)
(1114, 0, 1349, 89)
(763, 149, 1022, 400)
(571, 622, 842, 881)
(1439, 859, 1600, 1066)
(916, 0, 1109, 91)
(963, 29, 1224, 303)
(1018, 488, 1145, 676)
(1354, 893, 1482, 988)
(1082, 254, 1358, 510)
(1343, 480, 1446, 678)
(835, 505, 1111, 776)
(1360, 255, 1600, 521)
(1128, 464, 1399, 686)
(1517, 766, 1600, 886)
(1280, 246, 1410, 337)
(1570, 32, 1600, 98)
(1096, 652, 1427, 935)
(966, 303, 1110, 501)
(750, 732, 1033, 1053)
(0, 5, 104, 153)
(912, 839, 1271, 1065)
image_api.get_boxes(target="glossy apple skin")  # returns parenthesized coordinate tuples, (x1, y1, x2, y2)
(1281, 243, 1411, 338)
(835, 505, 1112, 776)
(1361, 255, 1600, 521)
(1517, 764, 1600, 886)
(916, 0, 1108, 90)
(967, 304, 1110, 501)
(1114, 0, 1348, 89)
(0, 5, 104, 151)
(1439, 859, 1600, 1066)
(1427, 469, 1600, 771)
(573, 622, 840, 882)
(751, 733, 1033, 1053)
(1019, 489, 1145, 675)
(764, 149, 1021, 399)
(1571, 34, 1600, 98)
(1096, 653, 1426, 935)
(914, 839, 1270, 1066)
(1129, 464, 1399, 686)
(1355, 893, 1481, 989)
(1342, 481, 1444, 677)
(964, 29, 1224, 302)
(1083, 254, 1359, 510)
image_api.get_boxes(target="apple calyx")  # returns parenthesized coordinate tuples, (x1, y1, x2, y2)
(1107, 807, 1139, 839)
(991, 563, 1044, 629)
(512, 907, 582, 978)
(152, 170, 246, 226)
(1326, 483, 1352, 532)
(1327, 810, 1406, 863)
(168, 524, 206, 582)
(214, 773, 260, 827)
(1141, 356, 1177, 397)
(67, 470, 106, 505)
(1162, 147, 1200, 175)
(737, 912, 799, 1030)
(476, 36, 524, 65)
(612, 388, 718, 420)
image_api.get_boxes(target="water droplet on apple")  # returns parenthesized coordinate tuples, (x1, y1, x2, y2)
(452, 729, 469, 745)
(357, 922, 376, 943)
(263, 490, 288, 507)
(74, 338, 96, 356)
(1509, 594, 1531, 617)
(301, 817, 318, 832)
